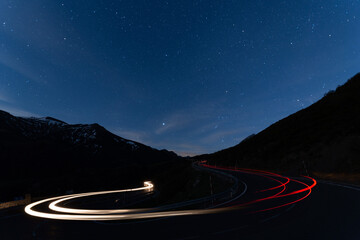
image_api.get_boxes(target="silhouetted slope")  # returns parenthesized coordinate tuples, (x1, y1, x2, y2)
(196, 73, 360, 180)
(0, 111, 183, 200)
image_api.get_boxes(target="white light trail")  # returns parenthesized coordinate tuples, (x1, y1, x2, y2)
(24, 181, 224, 221)
(48, 182, 153, 214)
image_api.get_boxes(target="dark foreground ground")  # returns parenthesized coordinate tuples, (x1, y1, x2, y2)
(1, 170, 360, 240)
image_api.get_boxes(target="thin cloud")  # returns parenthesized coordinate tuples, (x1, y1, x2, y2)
(111, 128, 148, 143)
(0, 91, 11, 103)
(0, 52, 46, 84)
(155, 112, 193, 135)
(0, 104, 40, 117)
(154, 103, 217, 135)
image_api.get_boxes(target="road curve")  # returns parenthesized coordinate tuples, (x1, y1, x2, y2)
(23, 164, 315, 221)
(1, 164, 360, 239)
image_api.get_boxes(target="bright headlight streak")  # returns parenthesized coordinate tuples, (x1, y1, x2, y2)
(49, 182, 153, 214)
(25, 181, 225, 221)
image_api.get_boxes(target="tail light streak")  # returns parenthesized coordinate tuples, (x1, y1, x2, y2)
(200, 164, 317, 212)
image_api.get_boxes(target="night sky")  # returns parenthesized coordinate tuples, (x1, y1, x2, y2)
(0, 1, 359, 156)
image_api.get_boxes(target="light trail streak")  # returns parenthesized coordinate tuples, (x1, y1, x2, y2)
(254, 177, 315, 213)
(200, 163, 317, 212)
(25, 163, 318, 221)
(201, 164, 290, 193)
(48, 182, 154, 215)
(25, 181, 226, 221)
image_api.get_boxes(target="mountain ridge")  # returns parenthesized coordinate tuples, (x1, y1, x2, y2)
(0, 110, 183, 201)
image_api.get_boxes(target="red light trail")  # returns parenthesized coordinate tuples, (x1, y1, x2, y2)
(200, 163, 317, 213)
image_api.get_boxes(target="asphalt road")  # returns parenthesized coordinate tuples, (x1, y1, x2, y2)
(1, 168, 360, 240)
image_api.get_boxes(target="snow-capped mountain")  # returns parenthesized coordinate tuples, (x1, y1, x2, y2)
(0, 111, 141, 152)
(0, 110, 180, 200)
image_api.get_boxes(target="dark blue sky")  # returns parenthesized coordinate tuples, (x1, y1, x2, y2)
(0, 0, 359, 155)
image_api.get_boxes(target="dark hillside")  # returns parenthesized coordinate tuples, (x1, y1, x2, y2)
(195, 73, 360, 183)
(0, 111, 185, 201)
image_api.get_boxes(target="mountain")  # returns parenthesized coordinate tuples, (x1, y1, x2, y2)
(195, 73, 360, 183)
(0, 110, 183, 200)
